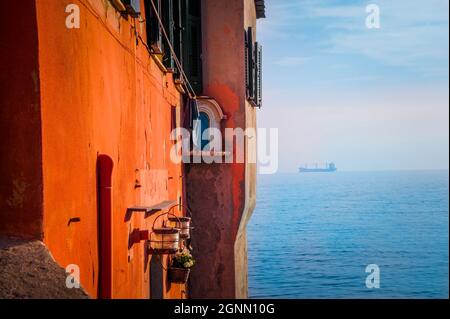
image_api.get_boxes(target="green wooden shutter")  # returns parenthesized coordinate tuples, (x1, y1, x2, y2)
(162, 0, 174, 69)
(246, 27, 254, 101)
(254, 42, 262, 108)
(245, 30, 249, 99)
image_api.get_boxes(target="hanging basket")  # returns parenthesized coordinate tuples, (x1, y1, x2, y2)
(168, 216, 193, 239)
(148, 227, 180, 254)
(148, 212, 183, 255)
(168, 267, 190, 284)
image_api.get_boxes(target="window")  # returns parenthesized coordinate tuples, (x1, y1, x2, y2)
(198, 112, 210, 150)
(254, 42, 263, 107)
(144, 0, 175, 69)
(162, 0, 175, 69)
(245, 27, 254, 101)
(194, 98, 226, 151)
(181, 0, 202, 94)
(143, 0, 203, 94)
(122, 0, 141, 17)
(245, 27, 263, 108)
(171, 105, 178, 138)
(173, 0, 183, 68)
(145, 0, 162, 53)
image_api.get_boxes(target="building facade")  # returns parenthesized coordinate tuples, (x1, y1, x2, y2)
(187, 0, 264, 299)
(0, 0, 264, 299)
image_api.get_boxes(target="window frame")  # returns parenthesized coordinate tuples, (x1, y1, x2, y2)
(145, 0, 163, 54)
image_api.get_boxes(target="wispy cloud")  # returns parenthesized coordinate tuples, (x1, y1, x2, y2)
(320, 0, 449, 74)
(260, 0, 449, 78)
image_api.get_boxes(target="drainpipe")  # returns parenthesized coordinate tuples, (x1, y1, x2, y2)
(97, 155, 114, 299)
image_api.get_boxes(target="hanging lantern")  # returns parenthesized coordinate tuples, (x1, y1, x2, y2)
(168, 217, 192, 239)
(148, 227, 180, 254)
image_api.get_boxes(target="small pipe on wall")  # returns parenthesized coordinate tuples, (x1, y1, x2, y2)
(97, 154, 114, 299)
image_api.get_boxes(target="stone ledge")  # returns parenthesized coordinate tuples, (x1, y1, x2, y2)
(0, 237, 89, 299)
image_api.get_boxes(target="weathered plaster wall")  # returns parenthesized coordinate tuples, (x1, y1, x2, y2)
(235, 0, 258, 299)
(32, 0, 184, 298)
(0, 0, 44, 240)
(188, 0, 257, 299)
(186, 163, 236, 298)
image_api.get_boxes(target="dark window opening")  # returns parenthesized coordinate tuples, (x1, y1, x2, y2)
(173, 0, 183, 70)
(123, 0, 141, 17)
(190, 26, 199, 77)
(162, 0, 175, 69)
(188, 0, 201, 16)
(171, 105, 178, 144)
(182, 0, 203, 95)
(198, 112, 210, 150)
(145, 0, 162, 53)
(144, 0, 203, 94)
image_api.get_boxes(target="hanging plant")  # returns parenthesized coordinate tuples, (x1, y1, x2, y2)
(168, 248, 195, 284)
(173, 248, 195, 269)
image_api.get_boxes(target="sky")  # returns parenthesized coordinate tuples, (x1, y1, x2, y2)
(256, 0, 449, 172)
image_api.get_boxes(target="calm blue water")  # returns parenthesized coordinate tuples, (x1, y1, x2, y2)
(248, 170, 449, 298)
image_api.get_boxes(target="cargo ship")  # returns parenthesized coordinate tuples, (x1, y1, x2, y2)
(299, 162, 337, 173)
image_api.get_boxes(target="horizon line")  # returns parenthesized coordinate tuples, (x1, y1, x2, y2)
(258, 168, 450, 175)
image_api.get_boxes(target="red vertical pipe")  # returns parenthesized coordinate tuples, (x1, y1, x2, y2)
(97, 155, 113, 299)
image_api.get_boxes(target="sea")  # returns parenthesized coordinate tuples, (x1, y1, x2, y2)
(247, 170, 449, 298)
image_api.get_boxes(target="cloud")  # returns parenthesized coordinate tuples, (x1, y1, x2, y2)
(328, 25, 448, 65)
(260, 0, 449, 78)
(321, 1, 449, 73)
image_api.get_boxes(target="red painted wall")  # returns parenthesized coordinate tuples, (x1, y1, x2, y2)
(187, 0, 258, 298)
(0, 0, 44, 240)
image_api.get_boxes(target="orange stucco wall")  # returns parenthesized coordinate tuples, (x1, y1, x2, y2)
(33, 0, 185, 298)
(1, 0, 260, 300)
